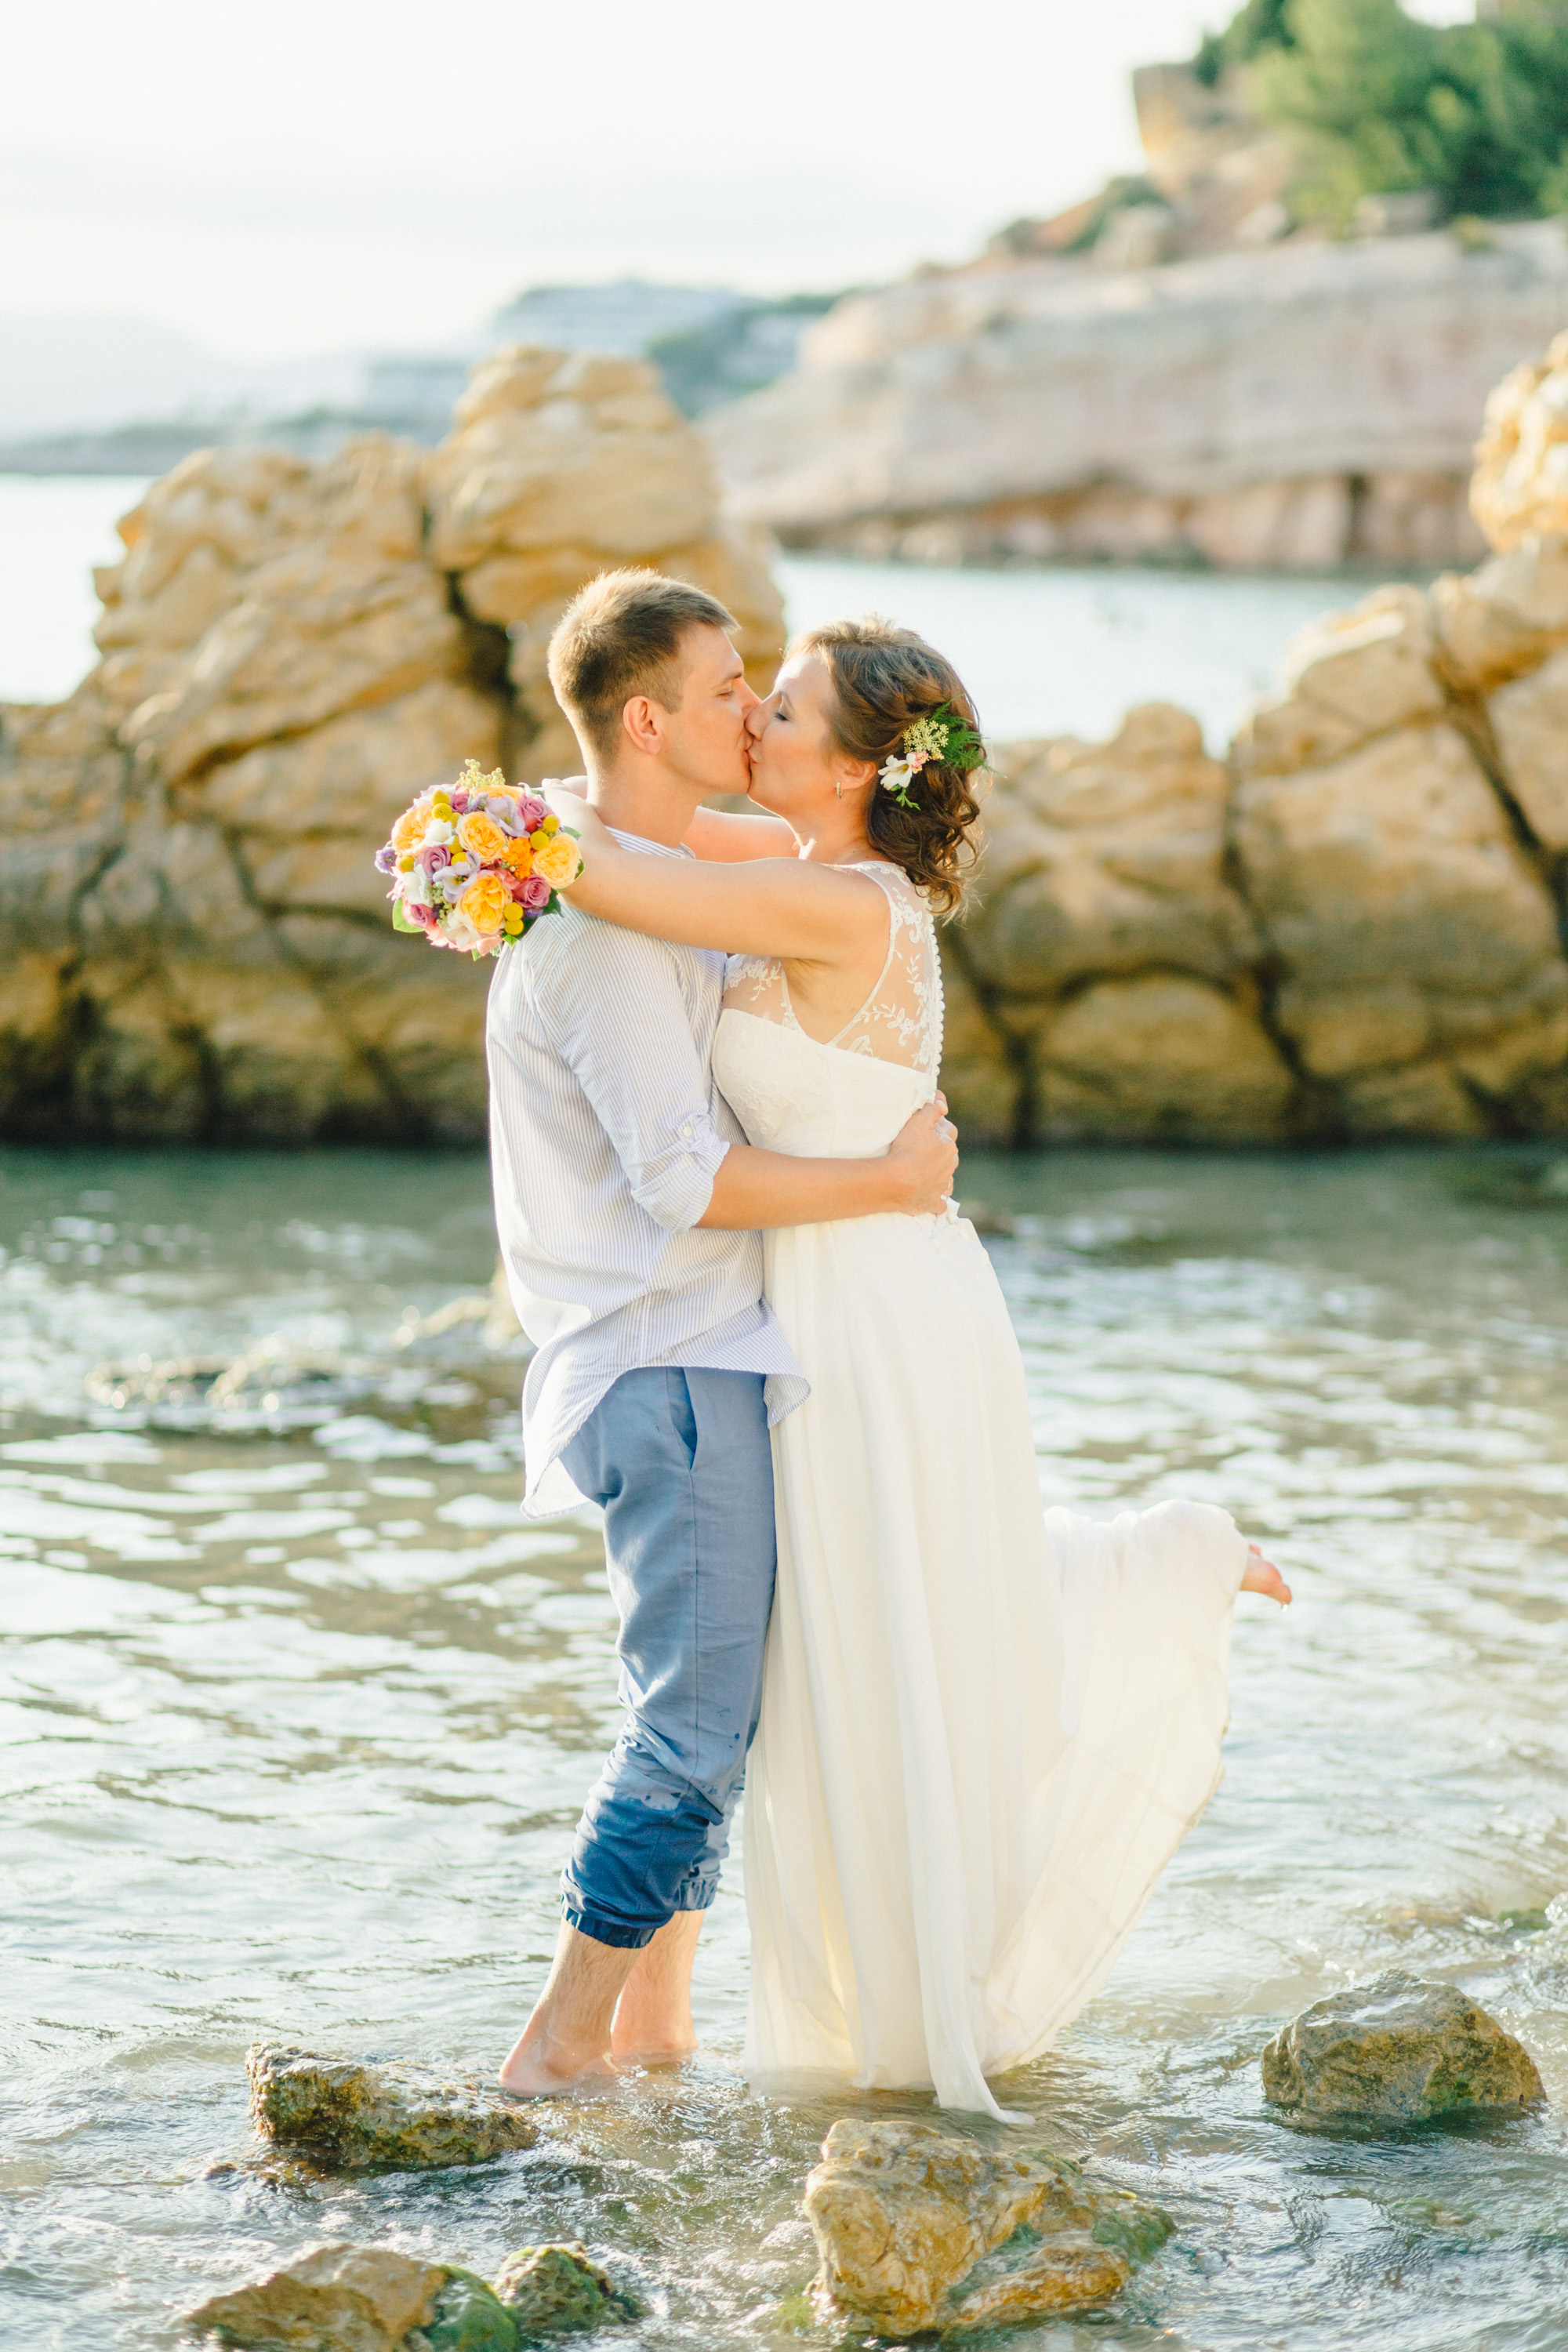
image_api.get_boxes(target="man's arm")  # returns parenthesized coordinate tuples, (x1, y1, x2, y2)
(536, 923, 956, 1234)
(697, 1098, 957, 1229)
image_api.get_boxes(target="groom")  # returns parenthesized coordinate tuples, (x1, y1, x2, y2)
(488, 568, 958, 2092)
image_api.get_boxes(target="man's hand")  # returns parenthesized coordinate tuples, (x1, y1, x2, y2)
(884, 1094, 959, 1217)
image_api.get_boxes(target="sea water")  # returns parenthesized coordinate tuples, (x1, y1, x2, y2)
(2, 1141, 1566, 2349)
(0, 473, 1358, 746)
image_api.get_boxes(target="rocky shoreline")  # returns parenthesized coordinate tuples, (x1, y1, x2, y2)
(8, 334, 1568, 1150)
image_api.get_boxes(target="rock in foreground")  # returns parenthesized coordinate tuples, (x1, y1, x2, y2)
(492, 2245, 641, 2336)
(187, 2242, 446, 2351)
(1261, 1971, 1545, 2124)
(803, 2118, 1171, 2337)
(247, 2044, 538, 2171)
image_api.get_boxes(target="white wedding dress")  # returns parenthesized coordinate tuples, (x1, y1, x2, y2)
(711, 861, 1248, 2120)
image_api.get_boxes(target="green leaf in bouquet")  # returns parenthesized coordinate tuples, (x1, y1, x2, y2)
(391, 900, 424, 935)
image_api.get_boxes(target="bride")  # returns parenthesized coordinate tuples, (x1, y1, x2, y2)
(546, 615, 1288, 2118)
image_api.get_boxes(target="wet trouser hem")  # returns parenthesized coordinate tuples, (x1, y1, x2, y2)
(561, 1879, 720, 1951)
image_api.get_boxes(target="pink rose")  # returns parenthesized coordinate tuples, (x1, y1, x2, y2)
(517, 794, 547, 832)
(449, 789, 470, 814)
(520, 873, 551, 910)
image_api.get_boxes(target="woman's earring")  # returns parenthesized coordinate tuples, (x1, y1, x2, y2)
(835, 782, 843, 800)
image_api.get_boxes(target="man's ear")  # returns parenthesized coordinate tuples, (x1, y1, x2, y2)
(621, 694, 666, 758)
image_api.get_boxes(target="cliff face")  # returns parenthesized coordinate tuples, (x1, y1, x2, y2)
(0, 350, 782, 1144)
(709, 224, 1568, 572)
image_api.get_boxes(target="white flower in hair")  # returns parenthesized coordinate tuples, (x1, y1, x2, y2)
(877, 706, 987, 808)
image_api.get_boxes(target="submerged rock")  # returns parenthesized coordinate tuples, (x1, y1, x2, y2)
(492, 2244, 641, 2336)
(186, 2241, 445, 2350)
(802, 2118, 1171, 2338)
(1261, 1971, 1546, 2124)
(408, 2268, 518, 2352)
(246, 2045, 538, 2172)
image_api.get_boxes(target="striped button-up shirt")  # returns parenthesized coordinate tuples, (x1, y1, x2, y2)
(486, 829, 808, 1514)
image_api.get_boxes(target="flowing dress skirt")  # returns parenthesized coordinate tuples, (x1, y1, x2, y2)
(742, 1204, 1245, 2118)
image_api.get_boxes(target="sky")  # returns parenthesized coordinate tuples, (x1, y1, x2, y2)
(3, 0, 1478, 365)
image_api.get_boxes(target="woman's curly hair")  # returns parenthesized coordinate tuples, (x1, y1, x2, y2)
(793, 616, 985, 914)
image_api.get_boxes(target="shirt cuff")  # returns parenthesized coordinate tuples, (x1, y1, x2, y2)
(634, 1127, 730, 1234)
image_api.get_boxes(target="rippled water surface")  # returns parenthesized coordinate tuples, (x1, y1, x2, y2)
(4, 1143, 1567, 2351)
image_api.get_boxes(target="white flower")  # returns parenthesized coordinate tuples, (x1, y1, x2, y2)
(422, 818, 455, 847)
(443, 909, 484, 952)
(402, 872, 433, 909)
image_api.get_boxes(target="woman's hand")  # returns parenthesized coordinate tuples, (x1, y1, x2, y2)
(538, 783, 606, 878)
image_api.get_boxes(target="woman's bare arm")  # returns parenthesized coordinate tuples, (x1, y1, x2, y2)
(682, 804, 798, 862)
(543, 788, 884, 963)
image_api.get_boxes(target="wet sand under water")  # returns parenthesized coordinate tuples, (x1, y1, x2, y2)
(2, 1142, 1566, 2350)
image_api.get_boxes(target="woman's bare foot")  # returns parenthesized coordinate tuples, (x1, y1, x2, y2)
(1241, 1541, 1291, 1606)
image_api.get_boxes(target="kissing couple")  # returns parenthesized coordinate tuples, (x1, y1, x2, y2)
(488, 568, 1289, 2120)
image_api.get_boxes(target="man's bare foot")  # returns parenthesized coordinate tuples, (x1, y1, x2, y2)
(1241, 1541, 1291, 1606)
(498, 2032, 619, 2098)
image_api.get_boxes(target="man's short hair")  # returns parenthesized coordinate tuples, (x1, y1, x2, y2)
(546, 569, 738, 766)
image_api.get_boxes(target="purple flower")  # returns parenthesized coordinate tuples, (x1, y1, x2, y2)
(374, 843, 398, 874)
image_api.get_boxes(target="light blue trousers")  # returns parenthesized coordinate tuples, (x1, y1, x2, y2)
(558, 1367, 777, 1949)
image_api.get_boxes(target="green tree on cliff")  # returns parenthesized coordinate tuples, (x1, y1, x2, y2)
(1194, 0, 1568, 224)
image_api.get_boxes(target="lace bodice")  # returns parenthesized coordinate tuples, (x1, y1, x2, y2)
(721, 862, 943, 1086)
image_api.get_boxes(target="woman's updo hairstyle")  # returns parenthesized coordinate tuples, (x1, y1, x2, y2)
(793, 615, 985, 914)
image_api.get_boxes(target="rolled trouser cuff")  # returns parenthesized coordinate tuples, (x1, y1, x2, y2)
(561, 1871, 720, 1951)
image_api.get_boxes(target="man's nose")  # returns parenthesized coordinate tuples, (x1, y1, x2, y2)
(738, 677, 761, 714)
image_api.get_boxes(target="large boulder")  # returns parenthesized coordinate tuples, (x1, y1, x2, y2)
(1261, 1971, 1545, 2125)
(246, 2045, 538, 2171)
(803, 2118, 1170, 2337)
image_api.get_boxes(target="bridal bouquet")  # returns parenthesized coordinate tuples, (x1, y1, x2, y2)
(375, 762, 583, 957)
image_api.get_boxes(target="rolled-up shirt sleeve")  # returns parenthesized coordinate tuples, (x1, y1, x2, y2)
(537, 922, 731, 1233)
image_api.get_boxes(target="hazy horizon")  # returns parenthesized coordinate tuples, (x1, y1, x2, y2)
(5, 1, 1475, 365)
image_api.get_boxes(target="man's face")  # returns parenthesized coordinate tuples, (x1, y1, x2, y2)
(656, 626, 759, 795)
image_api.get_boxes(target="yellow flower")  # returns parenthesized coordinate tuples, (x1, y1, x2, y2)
(459, 870, 511, 935)
(397, 854, 415, 873)
(458, 811, 508, 863)
(503, 905, 525, 935)
(530, 827, 550, 851)
(501, 837, 534, 879)
(391, 803, 427, 854)
(543, 813, 560, 836)
(533, 833, 583, 890)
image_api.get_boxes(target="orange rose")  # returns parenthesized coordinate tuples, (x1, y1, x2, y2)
(533, 833, 583, 889)
(501, 836, 534, 879)
(391, 801, 429, 854)
(459, 871, 511, 935)
(457, 811, 508, 863)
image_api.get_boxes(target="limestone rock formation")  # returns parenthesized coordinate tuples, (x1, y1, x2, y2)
(1261, 1971, 1545, 2124)
(246, 2044, 539, 2170)
(710, 225, 1568, 570)
(186, 2242, 448, 2352)
(803, 2118, 1171, 2337)
(0, 350, 783, 1145)
(942, 497, 1568, 1144)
